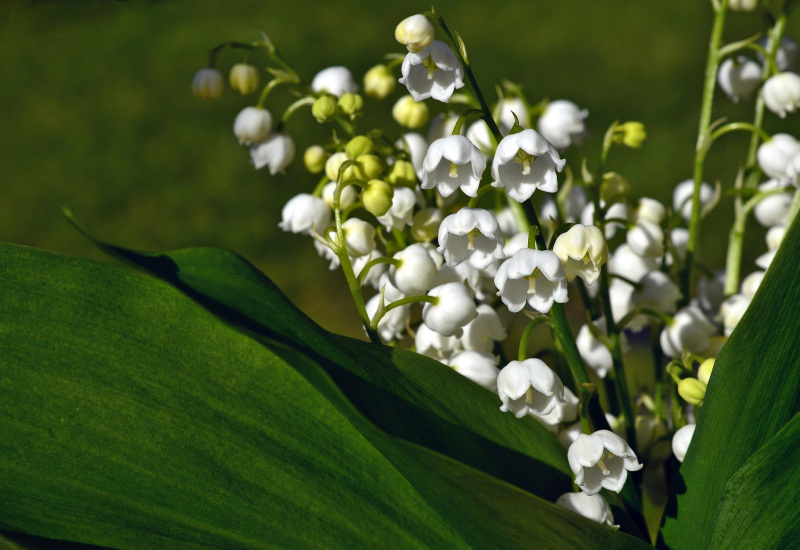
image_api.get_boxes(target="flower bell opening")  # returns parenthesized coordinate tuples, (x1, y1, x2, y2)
(423, 56, 438, 80)
(513, 149, 536, 175)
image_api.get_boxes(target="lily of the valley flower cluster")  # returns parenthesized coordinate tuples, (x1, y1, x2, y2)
(193, 5, 799, 532)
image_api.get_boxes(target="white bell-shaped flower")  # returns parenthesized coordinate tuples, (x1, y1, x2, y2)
(672, 424, 696, 463)
(327, 218, 376, 258)
(633, 197, 666, 225)
(426, 113, 460, 142)
(497, 358, 566, 418)
(673, 179, 714, 221)
(491, 129, 566, 203)
(667, 227, 690, 266)
(397, 132, 429, 179)
(415, 322, 459, 360)
(763, 72, 800, 118)
(250, 133, 295, 175)
(635, 271, 681, 315)
(717, 56, 762, 103)
(531, 387, 579, 431)
(497, 97, 531, 131)
(556, 492, 617, 529)
(321, 181, 358, 211)
(537, 100, 589, 149)
(352, 251, 388, 290)
(376, 186, 417, 231)
(626, 219, 664, 259)
(466, 120, 496, 155)
(760, 36, 799, 73)
(552, 224, 608, 285)
(660, 305, 715, 358)
(394, 14, 435, 53)
(767, 224, 787, 250)
(608, 243, 659, 283)
(279, 194, 331, 235)
(458, 304, 508, 352)
(311, 66, 358, 97)
(437, 208, 504, 269)
(576, 319, 614, 379)
(757, 134, 800, 182)
(787, 152, 800, 186)
(233, 107, 272, 145)
(568, 430, 643, 495)
(741, 270, 765, 299)
(421, 135, 486, 198)
(390, 243, 438, 295)
(191, 68, 223, 99)
(494, 249, 568, 313)
(719, 293, 751, 336)
(366, 281, 409, 343)
(754, 180, 793, 227)
(399, 40, 465, 103)
(446, 350, 500, 391)
(423, 282, 478, 337)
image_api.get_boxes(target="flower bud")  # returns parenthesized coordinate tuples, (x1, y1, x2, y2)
(362, 179, 395, 217)
(250, 133, 295, 175)
(279, 194, 331, 235)
(672, 424, 696, 463)
(338, 93, 363, 118)
(660, 306, 715, 358)
(391, 243, 437, 295)
(729, 0, 758, 10)
(337, 218, 376, 257)
(321, 182, 358, 211)
(344, 154, 383, 181)
(364, 64, 396, 99)
(678, 378, 707, 406)
(233, 106, 272, 145)
(763, 72, 800, 118)
(392, 95, 429, 128)
(228, 63, 260, 95)
(376, 187, 416, 230)
(556, 493, 617, 529)
(627, 219, 664, 259)
(191, 68, 223, 99)
(757, 134, 800, 182)
(537, 99, 589, 150)
(395, 14, 435, 53)
(423, 282, 479, 337)
(311, 66, 358, 97)
(446, 351, 500, 391)
(673, 179, 714, 221)
(386, 159, 418, 188)
(411, 208, 444, 242)
(615, 121, 646, 148)
(600, 172, 630, 202)
(325, 152, 349, 182)
(312, 95, 338, 123)
(698, 358, 715, 385)
(303, 145, 327, 174)
(345, 136, 374, 159)
(552, 224, 608, 285)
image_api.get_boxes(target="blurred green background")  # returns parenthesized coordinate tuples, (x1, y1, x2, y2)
(2, 1, 798, 338)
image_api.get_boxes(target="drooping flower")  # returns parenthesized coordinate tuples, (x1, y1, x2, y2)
(672, 179, 714, 222)
(437, 208, 504, 270)
(399, 40, 465, 103)
(626, 219, 664, 259)
(311, 66, 358, 97)
(757, 134, 800, 183)
(494, 249, 568, 314)
(233, 107, 273, 145)
(390, 243, 438, 295)
(278, 194, 331, 235)
(763, 72, 800, 118)
(376, 187, 418, 231)
(552, 224, 608, 285)
(228, 63, 260, 95)
(250, 133, 296, 175)
(496, 359, 566, 418)
(556, 492, 617, 529)
(421, 135, 486, 198)
(446, 350, 500, 391)
(491, 129, 566, 203)
(415, 321, 459, 360)
(531, 386, 579, 431)
(568, 430, 642, 495)
(394, 14, 435, 53)
(191, 68, 223, 99)
(537, 99, 589, 149)
(659, 305, 715, 358)
(671, 424, 696, 463)
(458, 304, 507, 353)
(423, 282, 478, 337)
(717, 56, 762, 103)
(576, 318, 616, 379)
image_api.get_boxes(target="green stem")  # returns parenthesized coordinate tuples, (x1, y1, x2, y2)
(681, 0, 728, 307)
(467, 184, 495, 208)
(357, 257, 399, 286)
(710, 122, 772, 145)
(518, 317, 554, 361)
(371, 295, 437, 329)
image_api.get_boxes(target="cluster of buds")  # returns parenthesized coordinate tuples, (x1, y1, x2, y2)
(194, 7, 800, 531)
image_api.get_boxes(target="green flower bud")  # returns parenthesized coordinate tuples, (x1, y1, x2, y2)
(345, 136, 374, 159)
(615, 121, 647, 149)
(392, 95, 428, 128)
(600, 172, 630, 202)
(338, 93, 364, 118)
(344, 154, 383, 181)
(698, 358, 715, 385)
(386, 159, 418, 188)
(325, 152, 349, 182)
(228, 63, 260, 95)
(303, 145, 327, 174)
(411, 208, 444, 242)
(678, 378, 707, 406)
(362, 179, 395, 217)
(364, 64, 396, 99)
(312, 95, 338, 123)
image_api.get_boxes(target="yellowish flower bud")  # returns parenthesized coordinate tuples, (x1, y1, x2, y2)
(303, 145, 327, 174)
(392, 95, 429, 129)
(553, 224, 608, 286)
(338, 93, 363, 118)
(364, 64, 396, 99)
(362, 179, 395, 217)
(600, 172, 630, 202)
(614, 121, 647, 149)
(325, 152, 349, 182)
(312, 95, 338, 123)
(678, 378, 707, 406)
(386, 160, 418, 188)
(411, 208, 444, 242)
(343, 154, 384, 182)
(395, 14, 435, 53)
(345, 136, 374, 159)
(698, 358, 715, 385)
(228, 63, 260, 95)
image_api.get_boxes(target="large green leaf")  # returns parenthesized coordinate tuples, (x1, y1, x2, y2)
(0, 244, 650, 548)
(659, 215, 800, 548)
(708, 413, 800, 549)
(65, 214, 573, 500)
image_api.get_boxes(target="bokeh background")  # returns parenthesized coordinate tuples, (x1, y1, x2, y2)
(2, 1, 798, 338)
